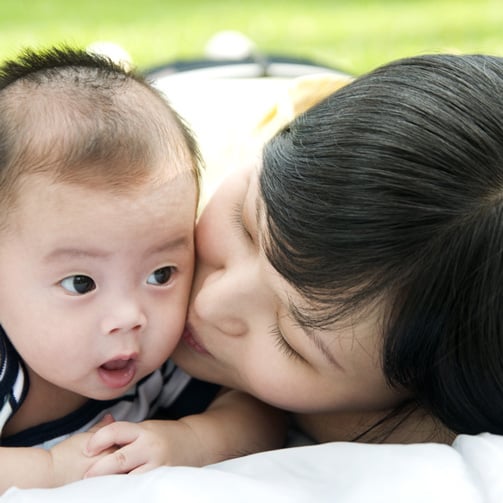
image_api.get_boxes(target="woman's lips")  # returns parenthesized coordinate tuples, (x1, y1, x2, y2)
(182, 326, 210, 355)
(98, 357, 137, 389)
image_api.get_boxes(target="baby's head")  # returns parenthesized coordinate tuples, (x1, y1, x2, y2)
(0, 46, 202, 227)
(0, 47, 202, 404)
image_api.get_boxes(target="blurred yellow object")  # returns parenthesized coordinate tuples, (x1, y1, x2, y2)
(254, 73, 353, 143)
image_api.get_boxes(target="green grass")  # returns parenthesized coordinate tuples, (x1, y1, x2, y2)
(0, 0, 502, 75)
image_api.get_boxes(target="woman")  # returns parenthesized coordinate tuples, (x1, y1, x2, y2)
(173, 53, 503, 444)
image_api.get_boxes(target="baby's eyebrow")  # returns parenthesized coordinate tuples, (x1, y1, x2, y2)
(287, 300, 343, 370)
(44, 247, 109, 262)
(145, 236, 191, 255)
(44, 236, 191, 262)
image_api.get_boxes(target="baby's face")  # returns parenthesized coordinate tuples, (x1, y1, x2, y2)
(0, 172, 197, 403)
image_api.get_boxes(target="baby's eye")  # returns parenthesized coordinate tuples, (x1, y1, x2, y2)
(60, 275, 96, 295)
(147, 266, 174, 286)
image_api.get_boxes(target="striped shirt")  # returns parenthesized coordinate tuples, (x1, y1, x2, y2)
(0, 327, 219, 449)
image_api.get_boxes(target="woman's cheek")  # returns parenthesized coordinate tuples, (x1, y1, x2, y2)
(191, 276, 221, 320)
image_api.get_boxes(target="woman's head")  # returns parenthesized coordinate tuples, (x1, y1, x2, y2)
(262, 54, 503, 434)
(174, 54, 503, 435)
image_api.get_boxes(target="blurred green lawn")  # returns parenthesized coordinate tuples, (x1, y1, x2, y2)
(1, 0, 502, 75)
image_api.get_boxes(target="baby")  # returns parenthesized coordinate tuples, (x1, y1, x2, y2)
(0, 46, 284, 492)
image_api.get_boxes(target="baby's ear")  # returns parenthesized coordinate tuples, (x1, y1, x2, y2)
(254, 73, 353, 142)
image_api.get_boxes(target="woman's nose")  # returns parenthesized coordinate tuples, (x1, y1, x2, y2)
(101, 298, 147, 335)
(191, 263, 251, 337)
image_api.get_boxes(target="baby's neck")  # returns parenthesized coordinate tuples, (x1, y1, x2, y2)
(3, 368, 88, 437)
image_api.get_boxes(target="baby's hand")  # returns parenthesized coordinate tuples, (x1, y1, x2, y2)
(49, 414, 117, 486)
(84, 419, 202, 477)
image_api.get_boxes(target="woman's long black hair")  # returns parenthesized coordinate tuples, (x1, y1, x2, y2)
(260, 54, 503, 435)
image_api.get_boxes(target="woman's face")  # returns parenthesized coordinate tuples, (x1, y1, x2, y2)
(173, 163, 405, 414)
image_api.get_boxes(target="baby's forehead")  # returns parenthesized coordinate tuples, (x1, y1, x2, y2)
(11, 169, 198, 235)
(7, 74, 170, 120)
(6, 79, 193, 170)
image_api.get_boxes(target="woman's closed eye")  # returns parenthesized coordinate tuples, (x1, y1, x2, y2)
(231, 202, 253, 241)
(60, 275, 96, 295)
(270, 324, 304, 361)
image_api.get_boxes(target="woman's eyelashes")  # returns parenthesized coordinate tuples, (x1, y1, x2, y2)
(270, 324, 303, 361)
(231, 202, 253, 241)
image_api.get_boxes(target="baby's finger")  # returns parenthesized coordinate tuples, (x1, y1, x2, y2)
(86, 422, 141, 456)
(86, 421, 139, 456)
(129, 463, 156, 475)
(84, 445, 145, 477)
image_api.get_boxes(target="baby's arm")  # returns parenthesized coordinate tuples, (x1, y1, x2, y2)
(1, 446, 55, 493)
(1, 434, 105, 494)
(0, 415, 115, 494)
(84, 390, 287, 476)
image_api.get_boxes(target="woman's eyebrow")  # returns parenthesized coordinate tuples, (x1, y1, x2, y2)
(287, 300, 343, 370)
(254, 197, 263, 246)
(255, 197, 262, 230)
(251, 170, 264, 236)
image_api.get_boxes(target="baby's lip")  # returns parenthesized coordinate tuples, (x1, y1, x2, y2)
(102, 358, 133, 371)
(98, 354, 138, 389)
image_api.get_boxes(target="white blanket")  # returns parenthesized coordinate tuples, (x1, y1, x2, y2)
(3, 433, 502, 502)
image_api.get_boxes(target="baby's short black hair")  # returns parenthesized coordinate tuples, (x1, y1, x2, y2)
(0, 46, 202, 222)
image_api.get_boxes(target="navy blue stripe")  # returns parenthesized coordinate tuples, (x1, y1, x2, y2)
(0, 328, 29, 426)
(154, 379, 220, 420)
(1, 398, 120, 447)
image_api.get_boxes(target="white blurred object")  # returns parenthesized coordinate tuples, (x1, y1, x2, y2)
(86, 41, 133, 70)
(204, 30, 256, 60)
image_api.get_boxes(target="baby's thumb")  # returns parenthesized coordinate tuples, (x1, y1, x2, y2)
(88, 413, 115, 433)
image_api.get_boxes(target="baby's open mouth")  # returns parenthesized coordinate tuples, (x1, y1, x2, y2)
(98, 358, 137, 389)
(102, 359, 131, 371)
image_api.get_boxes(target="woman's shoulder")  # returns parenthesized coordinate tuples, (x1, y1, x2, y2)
(293, 406, 456, 445)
